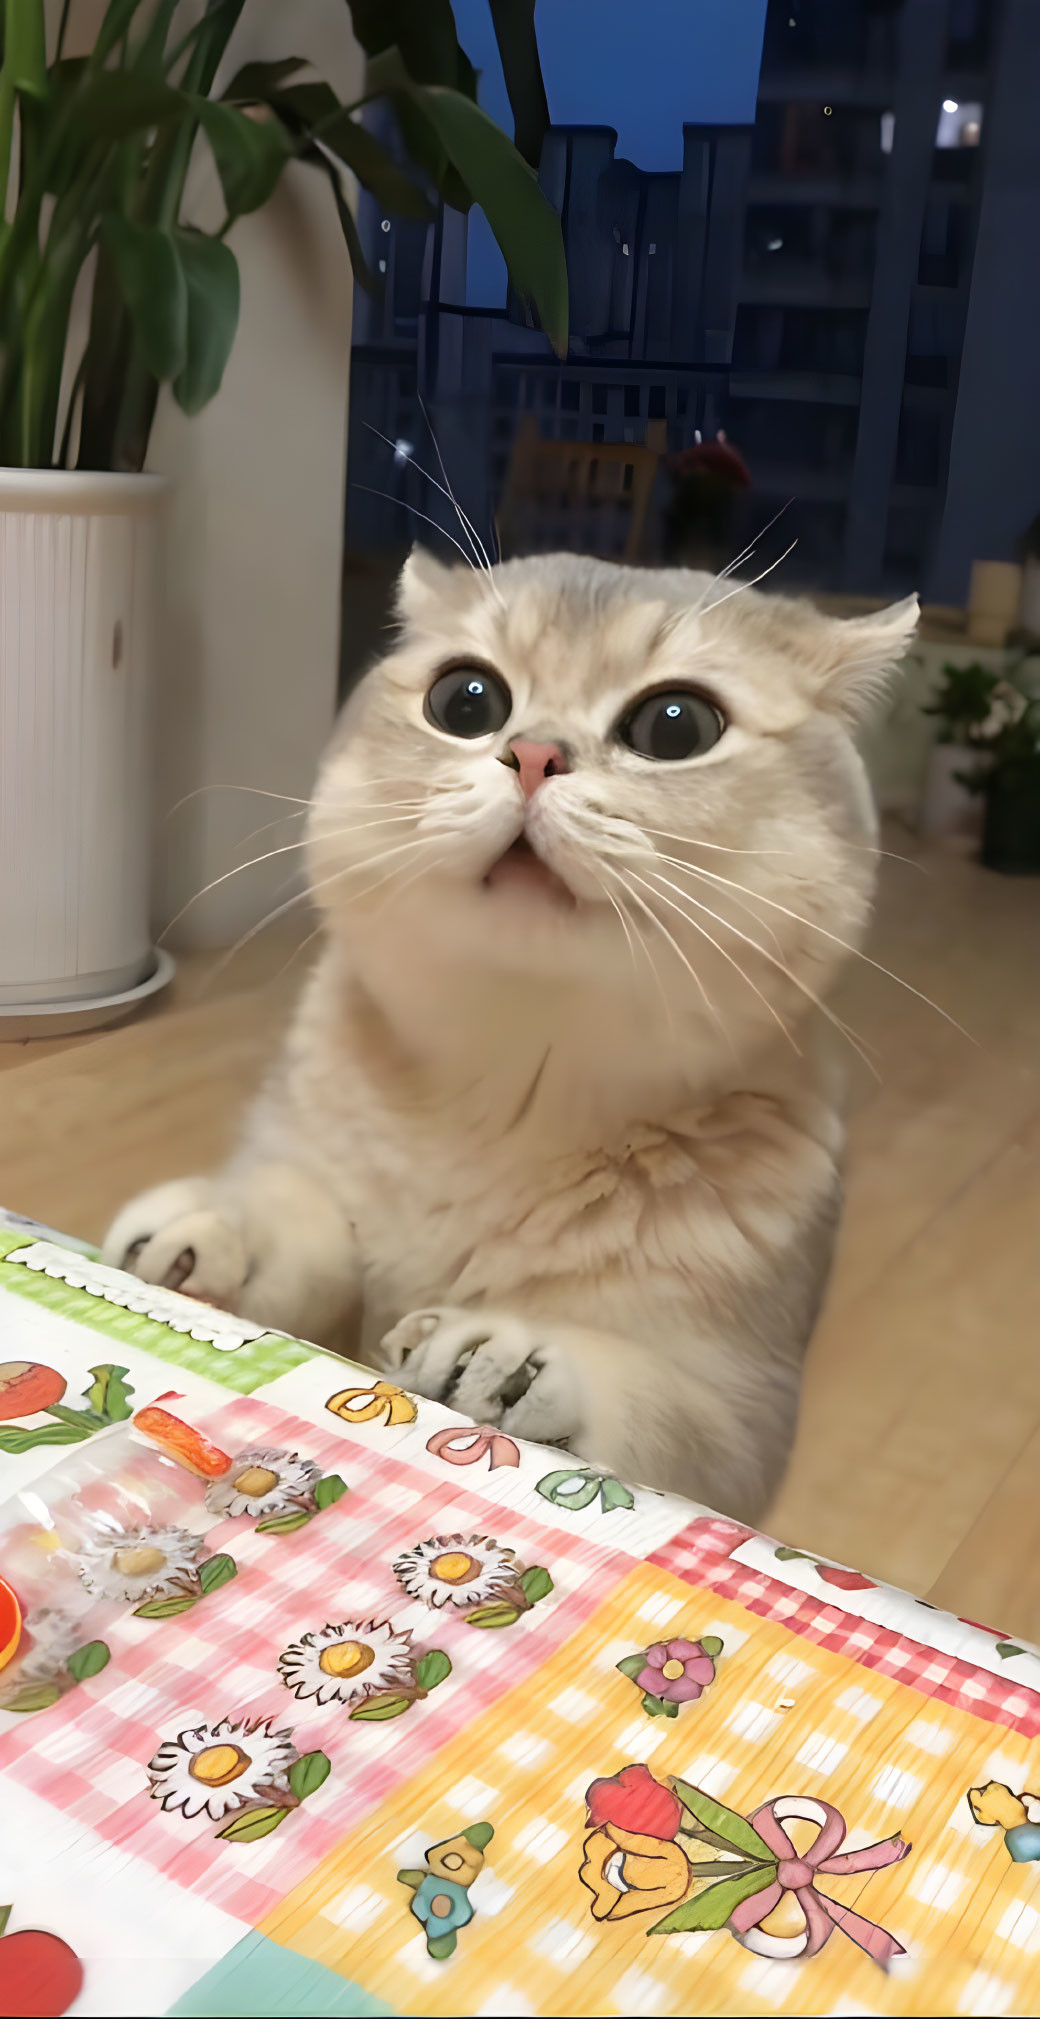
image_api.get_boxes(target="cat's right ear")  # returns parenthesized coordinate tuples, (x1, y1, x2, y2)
(396, 544, 454, 627)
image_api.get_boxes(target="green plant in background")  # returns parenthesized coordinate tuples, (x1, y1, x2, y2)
(0, 0, 567, 472)
(921, 660, 1004, 745)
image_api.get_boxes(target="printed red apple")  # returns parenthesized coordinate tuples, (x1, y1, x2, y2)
(0, 1905, 83, 2017)
(816, 1564, 876, 1592)
(0, 1362, 66, 1422)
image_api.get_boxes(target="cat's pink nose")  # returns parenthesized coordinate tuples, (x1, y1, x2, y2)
(507, 739, 571, 801)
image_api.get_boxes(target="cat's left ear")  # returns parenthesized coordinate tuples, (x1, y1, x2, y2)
(396, 544, 456, 628)
(817, 594, 920, 728)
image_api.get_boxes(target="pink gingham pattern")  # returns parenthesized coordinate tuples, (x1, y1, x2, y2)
(651, 1514, 1040, 1736)
(0, 1393, 631, 1928)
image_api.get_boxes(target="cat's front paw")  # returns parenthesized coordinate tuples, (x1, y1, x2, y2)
(102, 1179, 249, 1309)
(381, 1305, 581, 1447)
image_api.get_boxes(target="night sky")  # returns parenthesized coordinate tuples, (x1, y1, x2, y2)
(451, 0, 768, 304)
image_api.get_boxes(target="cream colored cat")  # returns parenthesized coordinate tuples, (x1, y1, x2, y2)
(104, 550, 917, 1521)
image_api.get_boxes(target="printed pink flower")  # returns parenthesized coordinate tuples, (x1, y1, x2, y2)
(637, 1638, 717, 1703)
(585, 1765, 683, 1840)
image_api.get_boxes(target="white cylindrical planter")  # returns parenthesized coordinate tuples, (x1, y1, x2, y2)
(0, 470, 167, 1013)
(918, 741, 982, 845)
(968, 559, 1023, 647)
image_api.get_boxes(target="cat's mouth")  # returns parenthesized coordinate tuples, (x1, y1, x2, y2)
(483, 833, 576, 908)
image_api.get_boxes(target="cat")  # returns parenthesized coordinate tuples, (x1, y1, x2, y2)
(104, 548, 918, 1522)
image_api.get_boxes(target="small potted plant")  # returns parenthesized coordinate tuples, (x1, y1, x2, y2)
(661, 431, 751, 572)
(958, 692, 1040, 874)
(917, 660, 1006, 842)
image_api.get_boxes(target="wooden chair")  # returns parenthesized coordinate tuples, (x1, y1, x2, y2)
(497, 415, 660, 563)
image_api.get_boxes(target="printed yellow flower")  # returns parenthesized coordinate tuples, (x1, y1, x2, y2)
(204, 1447, 321, 1519)
(393, 1534, 520, 1610)
(76, 1525, 202, 1605)
(278, 1619, 415, 1706)
(146, 1715, 297, 1820)
(578, 1822, 692, 1922)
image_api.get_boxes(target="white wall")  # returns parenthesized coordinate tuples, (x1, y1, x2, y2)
(146, 8, 361, 947)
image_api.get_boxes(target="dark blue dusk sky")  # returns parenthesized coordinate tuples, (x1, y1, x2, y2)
(451, 0, 768, 303)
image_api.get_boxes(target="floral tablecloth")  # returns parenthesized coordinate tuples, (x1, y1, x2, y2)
(0, 1208, 1038, 2018)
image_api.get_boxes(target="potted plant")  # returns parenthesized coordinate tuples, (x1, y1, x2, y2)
(958, 692, 1040, 875)
(917, 659, 1006, 843)
(0, 0, 566, 1025)
(661, 431, 751, 572)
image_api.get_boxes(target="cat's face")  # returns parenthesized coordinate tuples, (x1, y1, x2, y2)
(308, 551, 917, 1051)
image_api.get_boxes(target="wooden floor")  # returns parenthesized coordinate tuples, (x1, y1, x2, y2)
(2, 828, 1038, 1639)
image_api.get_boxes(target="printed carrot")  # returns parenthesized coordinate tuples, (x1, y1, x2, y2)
(0, 1576, 23, 1671)
(132, 1406, 231, 1479)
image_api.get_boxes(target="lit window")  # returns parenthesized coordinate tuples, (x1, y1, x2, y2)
(881, 111, 896, 153)
(935, 99, 983, 147)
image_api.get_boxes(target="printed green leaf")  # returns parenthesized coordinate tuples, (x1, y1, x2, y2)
(254, 1510, 313, 1534)
(397, 1867, 427, 1890)
(462, 1822, 494, 1851)
(519, 1565, 553, 1605)
(349, 1694, 412, 1721)
(426, 1930, 457, 1960)
(536, 1468, 599, 1509)
(616, 1654, 647, 1681)
(2, 1681, 63, 1713)
(598, 1477, 636, 1512)
(288, 1751, 331, 1801)
(641, 1692, 679, 1718)
(0, 1423, 89, 1453)
(700, 1636, 724, 1660)
(672, 1781, 776, 1863)
(0, 1906, 9, 1937)
(66, 1641, 111, 1683)
(996, 1642, 1026, 1660)
(774, 1546, 812, 1562)
(43, 1403, 106, 1430)
(197, 1553, 238, 1593)
(464, 1603, 520, 1630)
(216, 1804, 288, 1843)
(649, 1863, 774, 1935)
(85, 1364, 133, 1422)
(414, 1649, 452, 1691)
(132, 1594, 198, 1619)
(313, 1474, 349, 1510)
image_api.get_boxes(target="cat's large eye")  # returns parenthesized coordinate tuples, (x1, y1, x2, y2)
(424, 663, 512, 739)
(617, 688, 724, 762)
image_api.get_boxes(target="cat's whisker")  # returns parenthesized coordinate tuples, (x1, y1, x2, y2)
(625, 864, 798, 1057)
(665, 855, 972, 1042)
(650, 850, 786, 957)
(364, 416, 491, 578)
(418, 392, 501, 585)
(638, 864, 879, 1078)
(696, 499, 794, 607)
(703, 537, 799, 613)
(159, 815, 421, 942)
(598, 870, 679, 1040)
(201, 835, 436, 992)
(353, 484, 506, 612)
(639, 823, 923, 870)
(166, 782, 318, 820)
(603, 862, 728, 1047)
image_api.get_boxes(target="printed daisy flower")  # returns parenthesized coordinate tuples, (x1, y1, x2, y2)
(204, 1447, 322, 1520)
(146, 1715, 297, 1821)
(278, 1620, 415, 1705)
(393, 1534, 521, 1610)
(76, 1525, 202, 1604)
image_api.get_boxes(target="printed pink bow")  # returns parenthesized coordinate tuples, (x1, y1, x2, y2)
(425, 1425, 520, 1470)
(729, 1796, 910, 1966)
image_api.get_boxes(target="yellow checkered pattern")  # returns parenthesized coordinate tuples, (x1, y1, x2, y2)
(262, 1562, 1040, 2016)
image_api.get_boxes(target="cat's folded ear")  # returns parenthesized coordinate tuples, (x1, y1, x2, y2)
(396, 544, 456, 627)
(812, 593, 920, 728)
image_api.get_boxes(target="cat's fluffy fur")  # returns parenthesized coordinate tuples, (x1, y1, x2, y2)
(105, 551, 918, 1521)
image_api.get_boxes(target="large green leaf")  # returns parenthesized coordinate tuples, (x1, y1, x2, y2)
(303, 102, 432, 221)
(346, 0, 475, 91)
(0, 1422, 89, 1453)
(70, 69, 186, 139)
(488, 0, 550, 168)
(368, 49, 567, 352)
(216, 1804, 287, 1843)
(102, 214, 187, 380)
(85, 1363, 133, 1423)
(66, 1640, 111, 1683)
(196, 100, 290, 217)
(220, 57, 309, 104)
(172, 229, 239, 414)
(649, 1863, 774, 1936)
(5, 0, 47, 97)
(288, 1749, 331, 1800)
